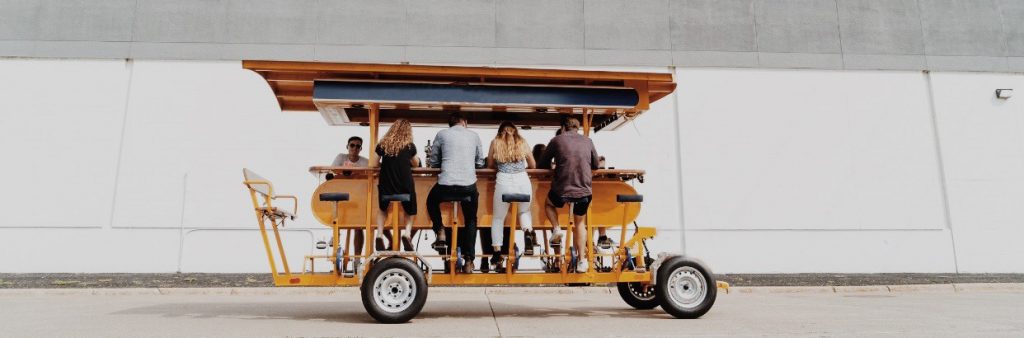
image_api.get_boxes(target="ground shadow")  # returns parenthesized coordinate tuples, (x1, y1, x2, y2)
(113, 300, 669, 324)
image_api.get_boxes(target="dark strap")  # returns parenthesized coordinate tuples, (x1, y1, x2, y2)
(616, 194, 643, 203)
(564, 196, 589, 203)
(382, 194, 411, 202)
(502, 193, 531, 203)
(319, 192, 350, 202)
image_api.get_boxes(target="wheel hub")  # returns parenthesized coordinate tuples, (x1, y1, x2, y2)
(373, 268, 416, 313)
(666, 266, 706, 309)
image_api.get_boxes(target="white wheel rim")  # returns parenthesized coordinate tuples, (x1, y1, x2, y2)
(628, 283, 656, 301)
(666, 266, 707, 309)
(372, 268, 416, 313)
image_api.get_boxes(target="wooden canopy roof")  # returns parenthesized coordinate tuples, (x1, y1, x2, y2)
(243, 60, 676, 130)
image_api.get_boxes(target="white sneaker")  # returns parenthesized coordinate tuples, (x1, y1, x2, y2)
(576, 259, 589, 273)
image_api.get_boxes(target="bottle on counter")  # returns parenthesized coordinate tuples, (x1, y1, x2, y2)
(425, 139, 432, 166)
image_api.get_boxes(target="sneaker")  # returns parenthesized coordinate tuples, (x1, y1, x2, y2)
(461, 259, 475, 274)
(576, 258, 589, 273)
(549, 231, 564, 252)
(480, 257, 490, 273)
(597, 236, 614, 250)
(523, 230, 536, 256)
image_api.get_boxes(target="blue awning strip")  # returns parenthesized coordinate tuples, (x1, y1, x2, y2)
(313, 81, 639, 108)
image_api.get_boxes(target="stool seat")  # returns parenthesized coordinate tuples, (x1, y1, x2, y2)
(319, 192, 350, 202)
(502, 193, 531, 203)
(382, 194, 411, 202)
(440, 195, 472, 203)
(616, 194, 644, 203)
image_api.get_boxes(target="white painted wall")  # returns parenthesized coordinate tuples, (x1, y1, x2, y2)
(0, 59, 1020, 273)
(930, 72, 1024, 273)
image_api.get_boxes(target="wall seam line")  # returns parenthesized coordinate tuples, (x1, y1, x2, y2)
(923, 70, 960, 274)
(107, 59, 135, 230)
(670, 66, 687, 253)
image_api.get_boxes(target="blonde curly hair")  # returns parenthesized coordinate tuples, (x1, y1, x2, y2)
(379, 119, 413, 157)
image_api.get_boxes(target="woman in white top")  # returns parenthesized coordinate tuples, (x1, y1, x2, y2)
(486, 122, 537, 271)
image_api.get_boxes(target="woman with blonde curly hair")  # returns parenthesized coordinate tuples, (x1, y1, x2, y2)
(485, 121, 537, 271)
(375, 119, 420, 251)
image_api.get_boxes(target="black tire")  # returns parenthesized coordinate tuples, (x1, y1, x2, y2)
(617, 282, 659, 309)
(655, 257, 716, 319)
(617, 256, 658, 309)
(360, 257, 428, 323)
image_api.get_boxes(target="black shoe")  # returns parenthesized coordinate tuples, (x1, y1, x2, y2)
(523, 230, 536, 256)
(490, 253, 506, 273)
(431, 233, 448, 254)
(375, 236, 387, 251)
(480, 258, 490, 273)
(597, 236, 614, 250)
(401, 235, 414, 252)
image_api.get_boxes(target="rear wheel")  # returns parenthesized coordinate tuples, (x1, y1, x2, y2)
(655, 257, 716, 319)
(617, 282, 659, 309)
(360, 257, 428, 323)
(617, 256, 658, 309)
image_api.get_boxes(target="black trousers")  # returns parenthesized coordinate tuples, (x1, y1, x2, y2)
(480, 227, 511, 256)
(427, 184, 479, 260)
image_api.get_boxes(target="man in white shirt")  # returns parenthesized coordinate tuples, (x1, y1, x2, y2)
(332, 136, 369, 167)
(330, 136, 369, 273)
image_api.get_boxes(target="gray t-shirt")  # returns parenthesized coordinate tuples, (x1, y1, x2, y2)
(427, 125, 485, 186)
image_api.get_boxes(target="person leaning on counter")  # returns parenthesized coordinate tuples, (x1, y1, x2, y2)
(425, 112, 486, 274)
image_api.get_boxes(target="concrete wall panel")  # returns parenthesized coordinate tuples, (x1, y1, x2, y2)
(496, 0, 583, 49)
(224, 0, 318, 44)
(930, 72, 1024, 273)
(837, 0, 925, 55)
(754, 0, 842, 54)
(405, 0, 496, 47)
(676, 68, 946, 230)
(584, 0, 671, 50)
(919, 0, 1007, 56)
(669, 0, 756, 52)
(316, 0, 407, 46)
(0, 59, 129, 228)
(34, 0, 135, 41)
(0, 0, 41, 40)
(133, 0, 228, 43)
(997, 0, 1024, 56)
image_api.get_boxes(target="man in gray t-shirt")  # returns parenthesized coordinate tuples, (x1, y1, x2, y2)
(426, 112, 485, 273)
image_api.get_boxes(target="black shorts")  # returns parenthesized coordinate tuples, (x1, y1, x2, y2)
(547, 191, 592, 216)
(379, 193, 418, 215)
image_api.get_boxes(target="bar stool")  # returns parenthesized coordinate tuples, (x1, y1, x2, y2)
(500, 193, 531, 275)
(615, 194, 644, 272)
(319, 192, 350, 275)
(435, 195, 472, 275)
(381, 194, 412, 251)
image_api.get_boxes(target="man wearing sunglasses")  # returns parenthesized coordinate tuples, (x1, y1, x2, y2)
(330, 136, 370, 273)
(332, 136, 369, 167)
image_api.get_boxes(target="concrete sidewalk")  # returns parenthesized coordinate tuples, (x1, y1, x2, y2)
(3, 273, 1023, 289)
(1, 283, 1023, 296)
(1, 286, 1021, 337)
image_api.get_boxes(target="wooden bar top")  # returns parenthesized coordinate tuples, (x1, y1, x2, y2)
(308, 166, 645, 181)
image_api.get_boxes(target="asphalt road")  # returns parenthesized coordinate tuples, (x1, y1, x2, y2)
(1, 287, 1022, 337)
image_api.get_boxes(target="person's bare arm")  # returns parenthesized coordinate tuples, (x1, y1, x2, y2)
(525, 144, 537, 169)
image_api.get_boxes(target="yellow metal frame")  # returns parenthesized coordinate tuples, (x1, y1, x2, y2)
(244, 172, 659, 286)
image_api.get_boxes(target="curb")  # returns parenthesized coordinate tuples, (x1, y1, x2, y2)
(1, 283, 1022, 296)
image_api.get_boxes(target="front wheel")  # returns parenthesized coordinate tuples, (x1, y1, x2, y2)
(655, 257, 716, 319)
(360, 257, 428, 323)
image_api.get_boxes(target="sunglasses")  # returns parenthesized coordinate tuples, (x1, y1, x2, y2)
(348, 143, 362, 149)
